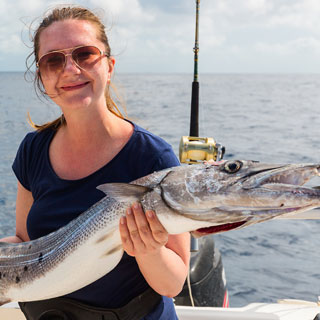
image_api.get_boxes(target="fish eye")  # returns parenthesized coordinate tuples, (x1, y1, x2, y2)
(224, 160, 242, 173)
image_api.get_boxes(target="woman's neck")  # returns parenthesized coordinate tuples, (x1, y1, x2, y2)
(60, 103, 126, 148)
(48, 104, 133, 180)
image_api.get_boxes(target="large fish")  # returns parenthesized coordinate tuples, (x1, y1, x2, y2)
(0, 160, 319, 304)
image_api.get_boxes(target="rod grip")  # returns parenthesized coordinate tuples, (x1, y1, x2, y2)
(189, 81, 199, 137)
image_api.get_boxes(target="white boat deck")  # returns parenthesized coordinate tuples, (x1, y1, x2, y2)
(176, 300, 320, 320)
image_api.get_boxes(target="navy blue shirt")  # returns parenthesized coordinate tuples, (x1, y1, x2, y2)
(12, 122, 180, 319)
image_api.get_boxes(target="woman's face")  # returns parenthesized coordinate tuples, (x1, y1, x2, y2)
(38, 19, 114, 111)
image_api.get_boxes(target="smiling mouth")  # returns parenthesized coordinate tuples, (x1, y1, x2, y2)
(61, 82, 90, 91)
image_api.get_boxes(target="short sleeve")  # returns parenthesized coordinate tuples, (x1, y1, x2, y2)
(12, 133, 33, 191)
(128, 123, 181, 176)
(150, 146, 180, 173)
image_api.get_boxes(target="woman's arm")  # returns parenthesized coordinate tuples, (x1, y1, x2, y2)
(119, 203, 190, 297)
(0, 181, 32, 243)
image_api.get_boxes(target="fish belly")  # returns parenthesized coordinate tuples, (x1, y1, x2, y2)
(5, 230, 123, 302)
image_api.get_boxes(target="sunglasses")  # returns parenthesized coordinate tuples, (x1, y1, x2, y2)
(36, 45, 108, 77)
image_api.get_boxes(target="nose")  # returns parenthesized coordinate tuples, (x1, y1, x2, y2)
(62, 53, 81, 74)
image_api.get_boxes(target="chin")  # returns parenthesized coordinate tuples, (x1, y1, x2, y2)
(56, 95, 94, 110)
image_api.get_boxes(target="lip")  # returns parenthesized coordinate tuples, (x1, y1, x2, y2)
(60, 81, 90, 91)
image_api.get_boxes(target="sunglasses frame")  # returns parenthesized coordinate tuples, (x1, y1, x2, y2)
(36, 45, 108, 75)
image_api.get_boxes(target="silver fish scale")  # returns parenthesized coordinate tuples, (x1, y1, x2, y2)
(0, 195, 127, 296)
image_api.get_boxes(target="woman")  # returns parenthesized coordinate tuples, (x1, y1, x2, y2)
(3, 6, 190, 320)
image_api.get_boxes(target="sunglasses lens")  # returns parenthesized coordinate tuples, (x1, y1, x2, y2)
(73, 46, 102, 70)
(37, 46, 104, 76)
(38, 52, 65, 76)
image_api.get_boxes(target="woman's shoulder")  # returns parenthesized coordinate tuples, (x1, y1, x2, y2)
(131, 122, 173, 151)
(12, 128, 55, 191)
(125, 121, 180, 173)
(19, 128, 55, 151)
(14, 128, 55, 169)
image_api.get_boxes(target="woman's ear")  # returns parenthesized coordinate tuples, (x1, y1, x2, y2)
(107, 56, 116, 82)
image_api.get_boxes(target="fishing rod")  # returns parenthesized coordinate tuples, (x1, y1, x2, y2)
(179, 0, 225, 251)
(190, 0, 200, 138)
(177, 2, 227, 307)
(189, 0, 200, 253)
(179, 0, 224, 166)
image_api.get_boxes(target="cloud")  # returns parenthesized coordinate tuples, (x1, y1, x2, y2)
(198, 0, 320, 32)
(245, 0, 273, 15)
(255, 37, 320, 55)
(0, 0, 58, 55)
(268, 1, 320, 32)
(0, 0, 320, 72)
(91, 0, 153, 24)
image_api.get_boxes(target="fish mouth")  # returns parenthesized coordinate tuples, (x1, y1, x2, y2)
(191, 163, 320, 237)
(243, 164, 320, 190)
(248, 165, 320, 200)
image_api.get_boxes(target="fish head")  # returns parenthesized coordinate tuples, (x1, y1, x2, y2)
(160, 160, 320, 236)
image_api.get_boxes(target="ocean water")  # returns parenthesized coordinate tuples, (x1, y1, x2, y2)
(0, 72, 320, 307)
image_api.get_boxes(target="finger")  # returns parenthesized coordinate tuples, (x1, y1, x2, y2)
(126, 206, 146, 250)
(145, 210, 168, 245)
(119, 216, 134, 255)
(131, 203, 155, 245)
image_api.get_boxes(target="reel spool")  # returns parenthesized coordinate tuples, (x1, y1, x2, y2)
(179, 136, 225, 164)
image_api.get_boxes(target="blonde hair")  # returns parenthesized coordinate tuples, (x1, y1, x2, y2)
(26, 6, 123, 131)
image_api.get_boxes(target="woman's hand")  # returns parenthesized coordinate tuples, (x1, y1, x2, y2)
(119, 203, 168, 257)
(119, 202, 190, 297)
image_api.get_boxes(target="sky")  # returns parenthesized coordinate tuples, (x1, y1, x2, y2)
(1, 0, 320, 73)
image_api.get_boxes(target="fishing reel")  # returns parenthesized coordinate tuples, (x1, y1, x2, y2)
(179, 136, 225, 164)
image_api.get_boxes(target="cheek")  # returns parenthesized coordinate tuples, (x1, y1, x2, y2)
(40, 77, 57, 94)
(38, 70, 55, 91)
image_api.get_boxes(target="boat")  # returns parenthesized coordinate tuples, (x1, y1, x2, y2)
(176, 301, 320, 320)
(2, 297, 320, 320)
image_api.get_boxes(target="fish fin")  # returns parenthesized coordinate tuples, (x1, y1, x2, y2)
(131, 167, 173, 187)
(97, 183, 150, 202)
(0, 299, 11, 306)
